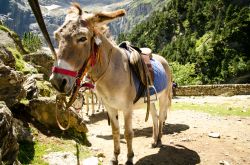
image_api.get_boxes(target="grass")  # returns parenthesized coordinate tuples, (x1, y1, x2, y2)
(36, 81, 55, 97)
(20, 98, 30, 105)
(0, 25, 10, 33)
(7, 47, 37, 74)
(18, 126, 91, 164)
(172, 102, 250, 117)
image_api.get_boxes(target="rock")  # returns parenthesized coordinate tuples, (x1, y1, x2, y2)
(208, 132, 220, 138)
(0, 101, 19, 164)
(180, 138, 191, 142)
(23, 52, 54, 80)
(0, 30, 16, 49)
(36, 80, 56, 97)
(43, 152, 77, 165)
(12, 118, 33, 142)
(23, 73, 56, 99)
(0, 63, 26, 107)
(82, 156, 99, 165)
(242, 109, 247, 112)
(91, 147, 100, 152)
(23, 75, 39, 100)
(98, 157, 104, 162)
(96, 152, 105, 158)
(28, 97, 88, 132)
(29, 73, 44, 81)
(0, 45, 15, 68)
(219, 160, 230, 165)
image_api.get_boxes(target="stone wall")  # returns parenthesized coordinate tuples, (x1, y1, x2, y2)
(175, 84, 250, 96)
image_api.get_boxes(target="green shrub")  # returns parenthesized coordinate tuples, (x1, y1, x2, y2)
(170, 61, 202, 85)
(22, 32, 42, 52)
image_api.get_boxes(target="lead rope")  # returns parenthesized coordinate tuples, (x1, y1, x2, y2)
(28, 0, 57, 59)
(55, 95, 71, 130)
(55, 60, 89, 130)
(54, 37, 97, 130)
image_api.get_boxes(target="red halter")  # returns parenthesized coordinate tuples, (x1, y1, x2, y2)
(52, 67, 78, 78)
(51, 41, 98, 86)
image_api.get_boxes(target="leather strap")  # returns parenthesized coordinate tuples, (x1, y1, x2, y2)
(142, 55, 154, 85)
(28, 0, 57, 59)
(52, 67, 78, 77)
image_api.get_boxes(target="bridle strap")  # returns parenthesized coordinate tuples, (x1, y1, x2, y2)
(52, 67, 78, 78)
(63, 38, 98, 109)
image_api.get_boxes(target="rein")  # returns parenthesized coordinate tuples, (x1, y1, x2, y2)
(52, 38, 98, 130)
(28, 0, 57, 59)
(28, 0, 110, 130)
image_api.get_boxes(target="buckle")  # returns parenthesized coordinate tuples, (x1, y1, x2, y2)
(144, 85, 158, 103)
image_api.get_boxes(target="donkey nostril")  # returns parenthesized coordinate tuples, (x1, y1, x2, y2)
(62, 78, 67, 88)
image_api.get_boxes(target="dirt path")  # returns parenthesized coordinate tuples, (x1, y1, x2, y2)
(86, 96, 250, 165)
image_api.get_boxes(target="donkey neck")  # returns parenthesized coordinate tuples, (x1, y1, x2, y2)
(87, 34, 121, 82)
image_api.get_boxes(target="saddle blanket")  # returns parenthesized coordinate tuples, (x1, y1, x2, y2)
(133, 58, 168, 96)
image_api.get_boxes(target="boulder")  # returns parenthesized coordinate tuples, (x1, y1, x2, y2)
(23, 73, 56, 99)
(0, 63, 26, 107)
(43, 152, 77, 165)
(23, 75, 39, 100)
(0, 29, 16, 49)
(0, 101, 19, 165)
(28, 97, 88, 133)
(0, 45, 15, 68)
(0, 27, 27, 55)
(23, 52, 54, 80)
(12, 118, 33, 143)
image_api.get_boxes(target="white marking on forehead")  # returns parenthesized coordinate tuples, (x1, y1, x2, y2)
(56, 59, 75, 71)
(94, 36, 102, 45)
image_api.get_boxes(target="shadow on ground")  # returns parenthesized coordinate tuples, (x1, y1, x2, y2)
(135, 145, 200, 165)
(86, 111, 109, 124)
(97, 123, 189, 140)
(12, 104, 91, 144)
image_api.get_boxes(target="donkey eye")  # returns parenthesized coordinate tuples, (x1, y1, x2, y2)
(77, 37, 87, 43)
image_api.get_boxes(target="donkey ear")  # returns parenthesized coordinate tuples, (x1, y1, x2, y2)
(92, 9, 126, 25)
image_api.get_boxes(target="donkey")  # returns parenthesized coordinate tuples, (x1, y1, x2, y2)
(50, 3, 172, 165)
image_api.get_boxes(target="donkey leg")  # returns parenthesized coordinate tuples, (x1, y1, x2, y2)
(158, 94, 169, 145)
(107, 108, 120, 165)
(123, 110, 134, 165)
(150, 103, 159, 148)
(86, 92, 90, 115)
(91, 91, 95, 115)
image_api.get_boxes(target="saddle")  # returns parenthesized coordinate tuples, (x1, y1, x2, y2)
(119, 41, 156, 121)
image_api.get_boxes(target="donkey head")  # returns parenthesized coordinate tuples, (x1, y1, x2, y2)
(50, 3, 125, 94)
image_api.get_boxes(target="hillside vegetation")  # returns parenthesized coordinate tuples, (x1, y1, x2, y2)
(119, 0, 250, 85)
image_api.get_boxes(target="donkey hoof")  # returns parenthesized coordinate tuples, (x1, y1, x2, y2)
(157, 139, 162, 147)
(151, 142, 158, 148)
(125, 160, 133, 165)
(109, 160, 118, 165)
(151, 139, 162, 148)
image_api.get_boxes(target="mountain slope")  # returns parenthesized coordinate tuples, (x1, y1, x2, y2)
(120, 0, 250, 84)
(0, 0, 168, 43)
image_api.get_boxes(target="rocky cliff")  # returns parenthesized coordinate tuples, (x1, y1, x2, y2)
(110, 0, 170, 39)
(0, 24, 88, 164)
(0, 0, 168, 44)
